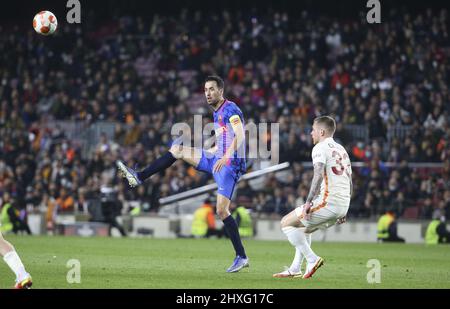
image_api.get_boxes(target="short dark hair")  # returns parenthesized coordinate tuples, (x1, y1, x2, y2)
(204, 75, 224, 89)
(314, 115, 336, 135)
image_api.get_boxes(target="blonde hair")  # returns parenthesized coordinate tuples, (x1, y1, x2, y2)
(314, 115, 336, 135)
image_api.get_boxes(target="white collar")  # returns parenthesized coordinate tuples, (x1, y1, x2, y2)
(319, 137, 334, 144)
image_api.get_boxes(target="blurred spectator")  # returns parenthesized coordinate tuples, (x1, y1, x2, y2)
(0, 193, 14, 233)
(100, 181, 126, 237)
(56, 188, 74, 213)
(0, 193, 31, 235)
(0, 5, 448, 222)
(191, 198, 222, 238)
(377, 210, 405, 243)
(230, 202, 254, 238)
(262, 187, 290, 216)
(425, 210, 450, 244)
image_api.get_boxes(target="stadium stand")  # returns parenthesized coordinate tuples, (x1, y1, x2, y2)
(0, 3, 449, 232)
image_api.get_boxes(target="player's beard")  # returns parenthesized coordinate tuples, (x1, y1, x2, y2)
(209, 97, 222, 109)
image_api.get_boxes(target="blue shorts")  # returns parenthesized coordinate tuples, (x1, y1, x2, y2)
(196, 150, 241, 200)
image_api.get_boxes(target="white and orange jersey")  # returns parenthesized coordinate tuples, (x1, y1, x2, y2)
(311, 137, 352, 208)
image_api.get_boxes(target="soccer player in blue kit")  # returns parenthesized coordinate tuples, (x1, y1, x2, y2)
(117, 76, 249, 272)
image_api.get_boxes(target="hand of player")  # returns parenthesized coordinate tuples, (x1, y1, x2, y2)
(302, 202, 313, 220)
(213, 157, 227, 173)
(336, 216, 346, 225)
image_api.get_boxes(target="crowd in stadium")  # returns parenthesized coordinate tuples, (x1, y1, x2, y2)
(0, 6, 449, 229)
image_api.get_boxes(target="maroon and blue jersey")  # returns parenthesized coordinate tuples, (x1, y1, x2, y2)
(196, 99, 247, 199)
(213, 100, 247, 175)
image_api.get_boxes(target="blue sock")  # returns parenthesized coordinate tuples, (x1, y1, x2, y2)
(223, 215, 247, 258)
(137, 152, 177, 181)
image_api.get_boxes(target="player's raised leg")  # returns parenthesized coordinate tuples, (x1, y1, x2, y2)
(117, 144, 202, 187)
(215, 193, 249, 273)
(0, 232, 32, 289)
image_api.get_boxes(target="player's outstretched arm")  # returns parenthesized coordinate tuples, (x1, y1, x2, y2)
(303, 162, 325, 218)
(229, 115, 246, 150)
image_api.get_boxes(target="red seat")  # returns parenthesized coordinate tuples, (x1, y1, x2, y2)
(403, 206, 419, 219)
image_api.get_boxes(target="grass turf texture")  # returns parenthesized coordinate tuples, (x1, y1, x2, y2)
(1, 235, 449, 289)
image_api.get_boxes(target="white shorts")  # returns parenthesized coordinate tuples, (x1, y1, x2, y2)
(294, 201, 348, 232)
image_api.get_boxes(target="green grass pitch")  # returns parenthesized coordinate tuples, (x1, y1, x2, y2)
(1, 235, 449, 289)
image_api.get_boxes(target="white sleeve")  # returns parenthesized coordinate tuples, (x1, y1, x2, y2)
(311, 144, 326, 165)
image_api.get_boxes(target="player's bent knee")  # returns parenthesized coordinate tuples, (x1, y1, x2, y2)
(216, 209, 228, 218)
(280, 215, 290, 228)
(169, 145, 182, 159)
(216, 205, 231, 219)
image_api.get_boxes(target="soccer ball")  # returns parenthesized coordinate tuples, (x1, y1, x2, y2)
(33, 11, 58, 36)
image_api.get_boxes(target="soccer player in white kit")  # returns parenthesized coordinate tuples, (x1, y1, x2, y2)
(273, 116, 352, 279)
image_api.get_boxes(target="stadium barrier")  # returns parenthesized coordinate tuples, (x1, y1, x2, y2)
(27, 212, 448, 243)
(159, 162, 290, 205)
(137, 216, 448, 244)
(156, 161, 291, 216)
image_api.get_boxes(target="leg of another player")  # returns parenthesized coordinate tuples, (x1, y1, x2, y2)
(274, 211, 307, 276)
(284, 232, 311, 275)
(216, 194, 249, 272)
(0, 232, 32, 288)
(280, 209, 322, 278)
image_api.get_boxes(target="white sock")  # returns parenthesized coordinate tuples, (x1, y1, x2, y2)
(289, 248, 303, 273)
(301, 229, 318, 264)
(289, 234, 311, 272)
(282, 226, 318, 265)
(3, 251, 28, 281)
(300, 233, 312, 270)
